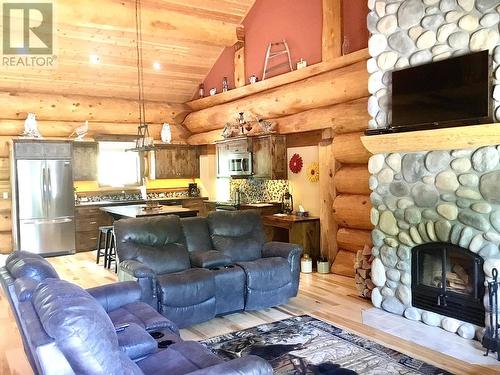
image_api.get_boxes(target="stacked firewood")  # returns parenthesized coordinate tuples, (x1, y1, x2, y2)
(354, 244, 374, 299)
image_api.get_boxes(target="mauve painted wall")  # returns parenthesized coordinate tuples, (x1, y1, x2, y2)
(201, 0, 368, 97)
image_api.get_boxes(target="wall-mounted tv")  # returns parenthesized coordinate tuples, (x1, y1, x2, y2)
(391, 50, 492, 131)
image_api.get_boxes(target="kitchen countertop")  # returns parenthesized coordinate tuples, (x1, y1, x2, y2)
(76, 196, 208, 208)
(205, 200, 281, 207)
(100, 204, 198, 218)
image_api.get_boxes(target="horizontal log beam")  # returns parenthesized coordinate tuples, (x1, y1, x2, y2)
(332, 194, 373, 230)
(334, 165, 371, 195)
(183, 60, 369, 133)
(337, 228, 373, 253)
(186, 98, 370, 145)
(333, 132, 371, 164)
(0, 121, 190, 142)
(0, 92, 189, 124)
(186, 49, 369, 111)
(275, 98, 369, 135)
(187, 129, 223, 145)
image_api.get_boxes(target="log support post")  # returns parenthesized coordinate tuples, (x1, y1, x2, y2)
(322, 0, 342, 62)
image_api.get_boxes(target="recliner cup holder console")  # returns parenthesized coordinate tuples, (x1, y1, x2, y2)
(209, 267, 220, 271)
(224, 265, 235, 269)
(149, 331, 164, 339)
(158, 340, 174, 348)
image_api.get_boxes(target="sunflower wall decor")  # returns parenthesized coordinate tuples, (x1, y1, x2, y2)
(306, 162, 319, 182)
(289, 153, 303, 174)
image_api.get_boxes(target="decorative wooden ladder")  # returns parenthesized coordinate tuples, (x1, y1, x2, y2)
(262, 40, 293, 80)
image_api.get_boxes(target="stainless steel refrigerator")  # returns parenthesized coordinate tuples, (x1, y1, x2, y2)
(12, 140, 75, 256)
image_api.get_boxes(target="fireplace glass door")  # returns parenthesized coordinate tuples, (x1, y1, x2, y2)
(412, 243, 485, 326)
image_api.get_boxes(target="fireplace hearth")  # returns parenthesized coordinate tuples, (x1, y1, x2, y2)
(412, 243, 485, 326)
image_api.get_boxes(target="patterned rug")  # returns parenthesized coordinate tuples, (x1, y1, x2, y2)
(201, 315, 452, 375)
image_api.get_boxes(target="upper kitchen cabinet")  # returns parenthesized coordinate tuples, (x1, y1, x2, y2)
(73, 141, 98, 181)
(153, 145, 200, 179)
(252, 135, 287, 180)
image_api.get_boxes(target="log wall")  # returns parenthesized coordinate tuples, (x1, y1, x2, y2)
(330, 132, 373, 277)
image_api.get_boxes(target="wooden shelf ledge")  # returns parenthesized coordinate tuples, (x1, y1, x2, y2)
(186, 49, 369, 111)
(361, 124, 500, 154)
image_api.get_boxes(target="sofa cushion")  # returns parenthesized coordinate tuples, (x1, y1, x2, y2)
(117, 322, 158, 360)
(14, 276, 40, 302)
(189, 250, 232, 268)
(181, 217, 213, 252)
(238, 257, 293, 311)
(238, 257, 292, 290)
(137, 341, 222, 375)
(208, 210, 266, 262)
(6, 255, 59, 282)
(136, 243, 190, 275)
(33, 279, 139, 375)
(211, 236, 262, 262)
(116, 216, 185, 247)
(114, 216, 191, 275)
(108, 301, 179, 334)
(157, 268, 216, 328)
(157, 269, 214, 307)
(208, 210, 267, 240)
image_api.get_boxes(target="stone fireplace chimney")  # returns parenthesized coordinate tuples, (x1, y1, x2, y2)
(367, 145, 500, 340)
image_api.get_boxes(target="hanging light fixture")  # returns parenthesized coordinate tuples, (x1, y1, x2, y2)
(128, 0, 155, 152)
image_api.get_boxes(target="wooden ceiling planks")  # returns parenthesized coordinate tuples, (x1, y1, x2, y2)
(0, 0, 255, 103)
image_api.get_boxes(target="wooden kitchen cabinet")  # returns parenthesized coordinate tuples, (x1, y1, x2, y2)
(154, 145, 200, 179)
(252, 135, 287, 179)
(75, 206, 113, 252)
(73, 142, 98, 181)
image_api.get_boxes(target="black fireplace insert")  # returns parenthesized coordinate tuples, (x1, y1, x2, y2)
(412, 242, 485, 326)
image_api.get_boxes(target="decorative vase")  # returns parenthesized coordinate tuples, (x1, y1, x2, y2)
(300, 254, 312, 273)
(161, 123, 172, 144)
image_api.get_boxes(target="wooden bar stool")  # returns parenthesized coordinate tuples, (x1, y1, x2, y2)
(106, 229, 118, 273)
(96, 225, 113, 266)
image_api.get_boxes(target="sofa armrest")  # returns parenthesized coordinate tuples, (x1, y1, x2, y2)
(189, 250, 232, 268)
(119, 259, 158, 308)
(87, 281, 142, 312)
(186, 356, 273, 375)
(120, 259, 156, 278)
(262, 242, 302, 263)
(263, 242, 302, 298)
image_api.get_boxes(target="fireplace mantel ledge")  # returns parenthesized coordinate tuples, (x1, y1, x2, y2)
(361, 123, 500, 154)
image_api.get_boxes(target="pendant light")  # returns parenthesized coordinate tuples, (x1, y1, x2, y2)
(128, 0, 154, 152)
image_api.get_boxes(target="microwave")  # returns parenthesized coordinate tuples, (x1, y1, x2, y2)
(228, 152, 252, 176)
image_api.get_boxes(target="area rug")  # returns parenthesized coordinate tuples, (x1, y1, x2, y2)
(201, 315, 451, 374)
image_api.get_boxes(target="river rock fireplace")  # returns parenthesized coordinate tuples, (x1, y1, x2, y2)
(412, 242, 485, 326)
(368, 145, 500, 340)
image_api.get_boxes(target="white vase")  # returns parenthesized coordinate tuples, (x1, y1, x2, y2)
(161, 123, 172, 144)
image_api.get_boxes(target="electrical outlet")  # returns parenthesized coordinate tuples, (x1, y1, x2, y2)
(2, 192, 8, 199)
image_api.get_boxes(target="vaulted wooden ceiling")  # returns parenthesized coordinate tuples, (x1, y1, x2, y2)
(1, 0, 255, 103)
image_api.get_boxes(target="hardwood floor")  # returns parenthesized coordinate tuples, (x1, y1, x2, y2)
(1, 251, 499, 375)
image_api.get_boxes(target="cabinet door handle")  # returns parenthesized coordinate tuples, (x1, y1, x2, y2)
(89, 221, 97, 224)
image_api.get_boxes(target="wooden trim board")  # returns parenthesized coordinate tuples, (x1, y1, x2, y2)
(361, 124, 500, 154)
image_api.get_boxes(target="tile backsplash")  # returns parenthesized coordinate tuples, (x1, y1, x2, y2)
(229, 179, 289, 203)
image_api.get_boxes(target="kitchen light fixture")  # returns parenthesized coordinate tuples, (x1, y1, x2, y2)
(89, 54, 100, 64)
(127, 0, 155, 152)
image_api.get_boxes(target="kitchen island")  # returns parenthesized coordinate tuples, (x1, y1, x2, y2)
(101, 204, 198, 219)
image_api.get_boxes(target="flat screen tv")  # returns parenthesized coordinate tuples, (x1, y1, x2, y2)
(391, 50, 492, 131)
